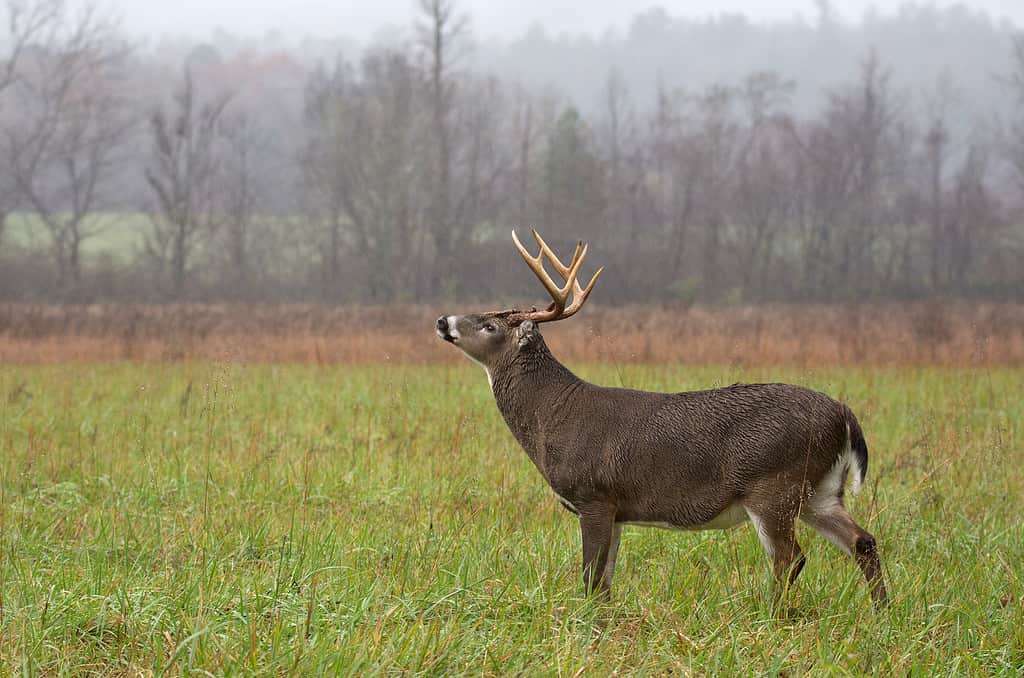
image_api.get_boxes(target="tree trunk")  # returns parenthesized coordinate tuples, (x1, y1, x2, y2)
(325, 216, 341, 299)
(173, 224, 187, 300)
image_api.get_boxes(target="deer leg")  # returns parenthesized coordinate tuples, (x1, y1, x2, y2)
(744, 504, 806, 601)
(600, 523, 623, 592)
(578, 508, 615, 597)
(802, 503, 888, 606)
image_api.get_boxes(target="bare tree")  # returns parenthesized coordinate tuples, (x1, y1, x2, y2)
(542, 107, 605, 245)
(1013, 33, 1024, 100)
(0, 0, 65, 251)
(4, 2, 131, 295)
(790, 53, 906, 300)
(417, 0, 469, 297)
(920, 73, 959, 291)
(0, 3, 1021, 304)
(510, 88, 536, 229)
(454, 74, 508, 244)
(599, 68, 653, 263)
(0, 0, 60, 92)
(301, 60, 349, 296)
(302, 50, 424, 302)
(144, 68, 230, 300)
(691, 84, 740, 298)
(728, 72, 796, 296)
(647, 81, 700, 280)
(945, 134, 1001, 289)
(1011, 34, 1024, 202)
(599, 68, 631, 238)
(836, 54, 899, 296)
(219, 111, 266, 297)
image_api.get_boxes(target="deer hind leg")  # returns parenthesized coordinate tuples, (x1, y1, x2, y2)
(801, 499, 888, 606)
(743, 502, 806, 601)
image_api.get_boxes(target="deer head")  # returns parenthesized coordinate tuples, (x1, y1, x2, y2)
(435, 229, 603, 372)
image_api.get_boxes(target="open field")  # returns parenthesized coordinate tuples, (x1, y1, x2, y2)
(3, 302, 1024, 366)
(1, 361, 1022, 674)
(3, 213, 144, 263)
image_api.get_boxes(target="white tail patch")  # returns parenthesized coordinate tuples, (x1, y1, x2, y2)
(844, 422, 864, 495)
(806, 423, 864, 521)
(819, 422, 863, 501)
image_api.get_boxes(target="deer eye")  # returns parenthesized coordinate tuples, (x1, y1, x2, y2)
(482, 323, 496, 333)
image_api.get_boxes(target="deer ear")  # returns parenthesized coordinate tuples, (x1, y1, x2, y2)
(517, 320, 537, 347)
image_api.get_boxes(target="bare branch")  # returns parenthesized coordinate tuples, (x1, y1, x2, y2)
(2, 0, 132, 293)
(144, 66, 232, 299)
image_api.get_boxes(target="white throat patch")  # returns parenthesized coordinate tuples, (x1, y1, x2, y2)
(447, 316, 492, 390)
(461, 353, 492, 390)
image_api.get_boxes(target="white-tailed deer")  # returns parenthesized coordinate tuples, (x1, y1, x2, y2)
(436, 230, 887, 605)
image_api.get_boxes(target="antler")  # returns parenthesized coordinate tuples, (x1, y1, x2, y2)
(527, 229, 604, 319)
(500, 228, 603, 325)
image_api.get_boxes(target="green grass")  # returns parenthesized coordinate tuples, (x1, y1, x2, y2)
(4, 212, 145, 262)
(1, 362, 1022, 675)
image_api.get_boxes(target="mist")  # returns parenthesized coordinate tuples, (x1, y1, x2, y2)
(72, 0, 1024, 41)
(2, 0, 1023, 304)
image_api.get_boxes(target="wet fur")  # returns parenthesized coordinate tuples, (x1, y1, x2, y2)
(438, 314, 888, 604)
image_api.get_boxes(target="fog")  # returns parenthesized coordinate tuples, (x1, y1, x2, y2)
(2, 0, 1023, 305)
(78, 0, 1024, 40)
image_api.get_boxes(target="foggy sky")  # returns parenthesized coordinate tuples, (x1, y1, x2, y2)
(85, 1, 1024, 42)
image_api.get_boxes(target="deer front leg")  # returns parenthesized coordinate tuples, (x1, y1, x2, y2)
(601, 523, 623, 591)
(578, 508, 615, 597)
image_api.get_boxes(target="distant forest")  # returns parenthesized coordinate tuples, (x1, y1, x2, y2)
(1, 0, 1023, 304)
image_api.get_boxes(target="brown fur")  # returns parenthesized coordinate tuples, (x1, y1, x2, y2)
(436, 313, 888, 605)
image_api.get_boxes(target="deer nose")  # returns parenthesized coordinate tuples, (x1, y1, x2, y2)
(436, 316, 448, 332)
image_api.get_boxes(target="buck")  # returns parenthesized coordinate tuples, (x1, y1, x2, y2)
(435, 230, 888, 605)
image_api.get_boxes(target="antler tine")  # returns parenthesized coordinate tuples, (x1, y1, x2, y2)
(531, 228, 582, 280)
(511, 230, 571, 322)
(560, 264, 604, 318)
(530, 228, 602, 314)
(506, 228, 602, 325)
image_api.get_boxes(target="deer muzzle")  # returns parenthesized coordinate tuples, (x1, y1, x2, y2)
(436, 315, 459, 343)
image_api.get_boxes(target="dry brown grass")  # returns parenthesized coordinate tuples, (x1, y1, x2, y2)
(1, 302, 1023, 366)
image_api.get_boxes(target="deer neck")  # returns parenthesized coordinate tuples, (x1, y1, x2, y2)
(489, 336, 582, 463)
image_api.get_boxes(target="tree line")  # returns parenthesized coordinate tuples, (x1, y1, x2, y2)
(1, 0, 1023, 305)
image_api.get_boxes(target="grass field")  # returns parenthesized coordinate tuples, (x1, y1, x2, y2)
(1, 362, 1022, 675)
(4, 213, 144, 262)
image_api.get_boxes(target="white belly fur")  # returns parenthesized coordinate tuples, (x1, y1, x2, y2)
(622, 502, 749, 531)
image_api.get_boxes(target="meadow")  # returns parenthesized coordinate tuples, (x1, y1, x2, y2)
(1, 359, 1022, 675)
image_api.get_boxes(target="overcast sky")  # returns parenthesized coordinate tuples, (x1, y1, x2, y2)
(93, 1, 1024, 41)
